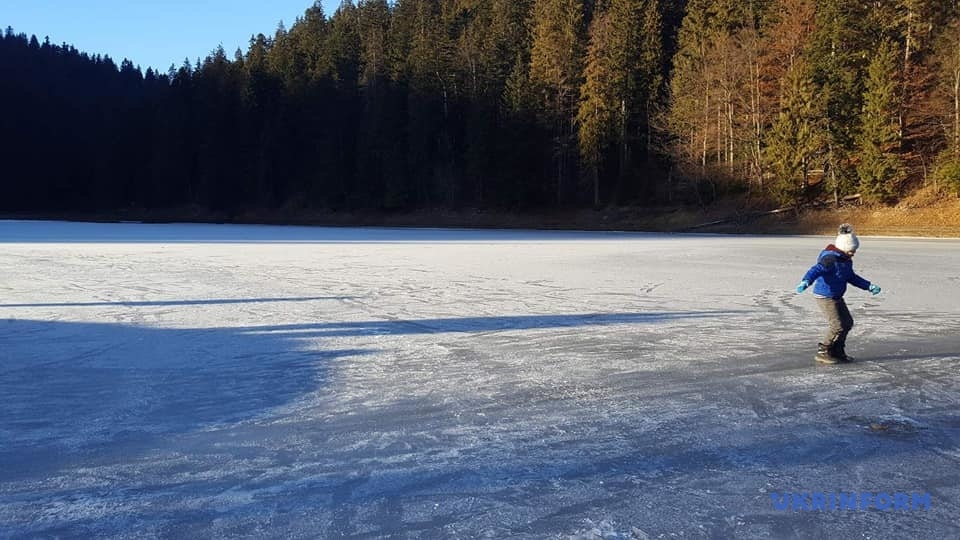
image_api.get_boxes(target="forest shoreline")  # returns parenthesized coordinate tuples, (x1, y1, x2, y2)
(4, 199, 959, 238)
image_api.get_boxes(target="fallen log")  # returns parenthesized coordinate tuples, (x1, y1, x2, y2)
(684, 206, 795, 231)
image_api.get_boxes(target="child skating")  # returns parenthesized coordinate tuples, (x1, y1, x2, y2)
(796, 224, 881, 364)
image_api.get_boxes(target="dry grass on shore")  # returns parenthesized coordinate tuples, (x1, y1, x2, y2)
(764, 190, 960, 238)
(3, 190, 959, 237)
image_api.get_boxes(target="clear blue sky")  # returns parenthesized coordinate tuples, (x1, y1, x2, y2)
(3, 1, 342, 73)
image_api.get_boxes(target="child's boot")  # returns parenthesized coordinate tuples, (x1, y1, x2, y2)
(834, 344, 854, 362)
(815, 342, 844, 364)
(834, 335, 854, 362)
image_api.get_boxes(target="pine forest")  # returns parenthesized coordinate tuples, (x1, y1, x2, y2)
(3, 0, 960, 219)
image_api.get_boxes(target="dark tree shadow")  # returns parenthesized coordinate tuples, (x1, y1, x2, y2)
(0, 309, 738, 475)
(0, 220, 671, 244)
(0, 296, 353, 308)
(0, 317, 373, 477)
(233, 310, 744, 337)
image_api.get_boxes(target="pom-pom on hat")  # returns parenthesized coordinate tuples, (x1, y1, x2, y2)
(835, 223, 860, 252)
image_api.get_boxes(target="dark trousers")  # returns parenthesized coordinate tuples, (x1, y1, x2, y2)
(815, 297, 854, 351)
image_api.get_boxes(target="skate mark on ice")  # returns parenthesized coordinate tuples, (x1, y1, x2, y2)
(751, 289, 803, 317)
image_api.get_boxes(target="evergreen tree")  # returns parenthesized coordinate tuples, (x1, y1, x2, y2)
(327, 1, 362, 87)
(666, 0, 706, 174)
(356, 0, 406, 208)
(491, 0, 534, 92)
(406, 0, 451, 205)
(578, 7, 620, 207)
(296, 2, 333, 81)
(268, 21, 300, 84)
(358, 0, 391, 90)
(528, 0, 585, 205)
(765, 58, 822, 206)
(325, 2, 363, 206)
(577, 0, 664, 206)
(806, 0, 867, 202)
(930, 13, 960, 196)
(857, 38, 905, 202)
(453, 0, 496, 206)
(636, 0, 665, 160)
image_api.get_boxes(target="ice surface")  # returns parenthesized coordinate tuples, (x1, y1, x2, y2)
(1, 220, 959, 538)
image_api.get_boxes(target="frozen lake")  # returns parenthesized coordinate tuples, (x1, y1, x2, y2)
(2, 220, 959, 538)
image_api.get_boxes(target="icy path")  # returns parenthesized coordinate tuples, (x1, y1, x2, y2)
(1, 221, 960, 538)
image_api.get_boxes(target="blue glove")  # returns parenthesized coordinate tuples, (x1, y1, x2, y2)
(796, 280, 810, 293)
(869, 284, 881, 295)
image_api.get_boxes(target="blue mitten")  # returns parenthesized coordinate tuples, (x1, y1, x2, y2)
(869, 284, 881, 295)
(796, 280, 810, 293)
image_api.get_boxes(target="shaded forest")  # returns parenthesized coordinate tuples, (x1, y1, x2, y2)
(3, 0, 960, 218)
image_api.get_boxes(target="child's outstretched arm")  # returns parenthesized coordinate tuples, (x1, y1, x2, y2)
(848, 272, 871, 290)
(848, 272, 880, 294)
(797, 262, 825, 293)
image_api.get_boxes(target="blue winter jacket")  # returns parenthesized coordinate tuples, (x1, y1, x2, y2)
(802, 245, 872, 299)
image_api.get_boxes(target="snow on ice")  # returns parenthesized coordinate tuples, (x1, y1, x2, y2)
(1, 220, 959, 538)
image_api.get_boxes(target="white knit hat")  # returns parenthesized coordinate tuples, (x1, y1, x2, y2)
(835, 223, 860, 252)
